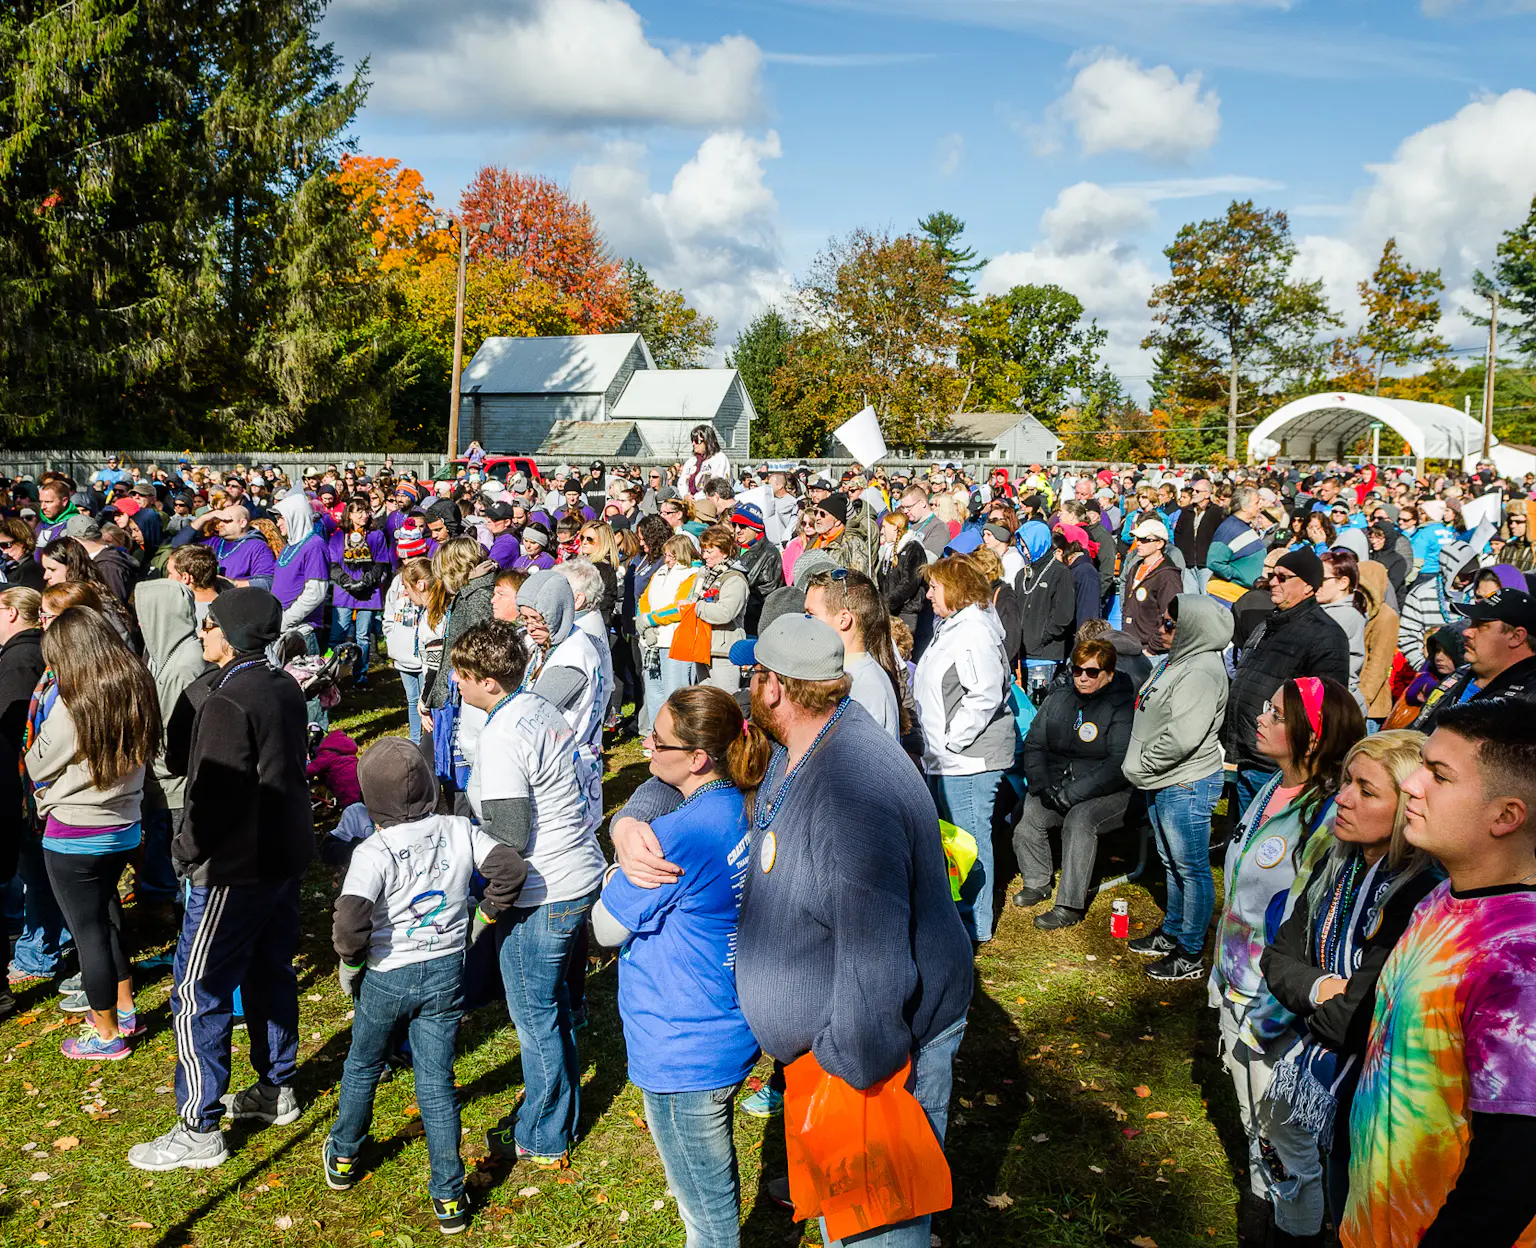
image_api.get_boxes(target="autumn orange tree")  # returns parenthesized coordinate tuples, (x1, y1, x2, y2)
(333, 155, 452, 275)
(458, 167, 629, 331)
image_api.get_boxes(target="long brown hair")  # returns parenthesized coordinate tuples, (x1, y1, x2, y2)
(663, 685, 771, 794)
(41, 607, 161, 788)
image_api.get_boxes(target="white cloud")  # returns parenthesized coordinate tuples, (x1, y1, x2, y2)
(1113, 175, 1283, 201)
(571, 132, 792, 352)
(762, 51, 936, 67)
(1295, 89, 1536, 347)
(936, 132, 964, 178)
(980, 183, 1162, 385)
(335, 0, 764, 128)
(1036, 51, 1221, 162)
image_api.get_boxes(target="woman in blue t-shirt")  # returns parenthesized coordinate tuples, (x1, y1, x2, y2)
(592, 685, 770, 1248)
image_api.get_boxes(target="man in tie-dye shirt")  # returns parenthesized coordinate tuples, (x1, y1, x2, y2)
(1344, 698, 1536, 1248)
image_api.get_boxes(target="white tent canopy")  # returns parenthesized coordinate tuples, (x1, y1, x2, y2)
(1247, 392, 1494, 466)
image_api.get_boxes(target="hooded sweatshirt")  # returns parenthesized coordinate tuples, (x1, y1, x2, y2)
(1122, 594, 1233, 790)
(524, 568, 607, 828)
(137, 581, 212, 811)
(332, 736, 526, 970)
(272, 492, 330, 629)
(1357, 560, 1400, 720)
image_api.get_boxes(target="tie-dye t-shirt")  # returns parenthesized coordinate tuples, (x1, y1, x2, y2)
(1343, 882, 1536, 1248)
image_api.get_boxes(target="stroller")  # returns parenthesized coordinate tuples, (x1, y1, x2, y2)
(270, 624, 361, 718)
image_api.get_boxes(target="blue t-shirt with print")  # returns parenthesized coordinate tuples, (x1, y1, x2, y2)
(600, 784, 759, 1094)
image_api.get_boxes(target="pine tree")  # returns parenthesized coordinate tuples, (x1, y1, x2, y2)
(918, 210, 984, 302)
(616, 260, 716, 369)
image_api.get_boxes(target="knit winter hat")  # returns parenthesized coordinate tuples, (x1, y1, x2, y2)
(208, 586, 283, 653)
(815, 494, 849, 525)
(395, 517, 429, 561)
(1276, 548, 1325, 590)
(730, 502, 766, 532)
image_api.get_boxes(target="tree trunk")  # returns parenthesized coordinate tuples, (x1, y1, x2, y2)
(1227, 350, 1239, 460)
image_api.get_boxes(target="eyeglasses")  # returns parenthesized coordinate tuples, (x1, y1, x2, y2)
(1260, 699, 1287, 723)
(580, 535, 597, 545)
(643, 731, 695, 753)
(1071, 665, 1105, 677)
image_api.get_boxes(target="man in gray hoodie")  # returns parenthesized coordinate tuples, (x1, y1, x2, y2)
(1121, 594, 1233, 981)
(131, 582, 212, 924)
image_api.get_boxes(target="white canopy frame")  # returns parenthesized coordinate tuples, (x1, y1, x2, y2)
(1247, 392, 1496, 470)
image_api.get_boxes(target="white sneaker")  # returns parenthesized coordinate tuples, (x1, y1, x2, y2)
(128, 1123, 230, 1171)
(222, 1081, 301, 1126)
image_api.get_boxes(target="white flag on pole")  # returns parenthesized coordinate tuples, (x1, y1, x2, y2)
(833, 406, 887, 466)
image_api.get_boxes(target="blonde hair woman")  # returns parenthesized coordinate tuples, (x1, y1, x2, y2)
(635, 534, 700, 742)
(419, 537, 498, 773)
(1259, 730, 1437, 1234)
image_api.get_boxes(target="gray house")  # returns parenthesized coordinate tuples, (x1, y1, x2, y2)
(927, 411, 1063, 463)
(457, 332, 754, 459)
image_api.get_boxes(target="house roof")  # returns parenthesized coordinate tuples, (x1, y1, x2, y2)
(536, 421, 651, 458)
(459, 333, 653, 395)
(930, 411, 1063, 447)
(610, 369, 740, 421)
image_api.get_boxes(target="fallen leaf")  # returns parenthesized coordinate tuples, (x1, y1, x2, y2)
(274, 1216, 294, 1230)
(129, 1221, 153, 1230)
(1088, 1165, 1104, 1174)
(1106, 1102, 1128, 1121)
(983, 1094, 999, 1107)
(1146, 1111, 1169, 1120)
(1031, 1133, 1049, 1143)
(40, 1021, 66, 1035)
(983, 1193, 1013, 1209)
(1134, 1085, 1151, 1098)
(1122, 1128, 1142, 1138)
(617, 1210, 629, 1224)
(44, 1119, 60, 1128)
(652, 1199, 665, 1210)
(369, 1233, 385, 1240)
(51, 1137, 79, 1152)
(29, 1172, 50, 1182)
(1130, 1237, 1159, 1247)
(265, 1177, 283, 1188)
(17, 1014, 37, 1026)
(518, 1187, 541, 1198)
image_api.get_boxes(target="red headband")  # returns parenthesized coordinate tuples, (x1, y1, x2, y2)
(1292, 677, 1325, 738)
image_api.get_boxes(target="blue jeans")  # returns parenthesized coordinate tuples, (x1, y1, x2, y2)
(1235, 766, 1274, 826)
(331, 607, 376, 677)
(642, 655, 697, 735)
(643, 1082, 744, 1248)
(398, 667, 424, 744)
(1146, 772, 1222, 957)
(138, 808, 179, 905)
(930, 771, 1004, 942)
(497, 889, 599, 1157)
(821, 1015, 967, 1248)
(331, 955, 465, 1202)
(10, 839, 71, 977)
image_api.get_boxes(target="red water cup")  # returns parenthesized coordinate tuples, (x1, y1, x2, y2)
(1110, 899, 1130, 939)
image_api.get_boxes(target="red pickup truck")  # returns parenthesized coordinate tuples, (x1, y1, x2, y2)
(442, 456, 543, 486)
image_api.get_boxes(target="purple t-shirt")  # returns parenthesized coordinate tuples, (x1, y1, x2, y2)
(487, 531, 521, 569)
(273, 535, 330, 626)
(329, 529, 389, 611)
(211, 532, 277, 584)
(512, 550, 555, 573)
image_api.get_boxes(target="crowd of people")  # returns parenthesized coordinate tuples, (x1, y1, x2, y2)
(2, 439, 1536, 1246)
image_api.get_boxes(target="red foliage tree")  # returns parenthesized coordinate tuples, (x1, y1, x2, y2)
(458, 168, 628, 331)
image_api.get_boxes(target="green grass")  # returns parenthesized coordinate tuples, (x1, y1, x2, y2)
(0, 679, 1243, 1247)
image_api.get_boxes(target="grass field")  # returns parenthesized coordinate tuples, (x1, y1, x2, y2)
(0, 678, 1245, 1247)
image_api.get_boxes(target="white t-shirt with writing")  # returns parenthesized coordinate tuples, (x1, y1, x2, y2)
(339, 813, 500, 971)
(468, 690, 606, 908)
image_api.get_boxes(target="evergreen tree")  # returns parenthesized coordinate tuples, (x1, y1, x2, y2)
(1472, 194, 1536, 360)
(918, 210, 984, 301)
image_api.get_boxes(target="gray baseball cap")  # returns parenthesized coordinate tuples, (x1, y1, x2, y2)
(728, 613, 844, 680)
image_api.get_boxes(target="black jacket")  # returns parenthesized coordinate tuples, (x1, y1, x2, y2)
(173, 657, 314, 887)
(1017, 558, 1077, 663)
(990, 580, 1022, 671)
(737, 537, 785, 634)
(1222, 596, 1350, 771)
(1022, 670, 1135, 809)
(1262, 862, 1439, 1057)
(879, 538, 928, 624)
(92, 543, 139, 605)
(0, 627, 44, 750)
(1175, 503, 1227, 569)
(1370, 546, 1409, 609)
(1, 557, 45, 593)
(1415, 653, 1536, 733)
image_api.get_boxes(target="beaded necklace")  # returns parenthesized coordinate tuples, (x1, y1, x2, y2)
(678, 777, 734, 811)
(1317, 853, 1366, 968)
(753, 698, 848, 830)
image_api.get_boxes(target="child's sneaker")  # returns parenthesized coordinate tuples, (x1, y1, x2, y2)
(223, 1081, 301, 1126)
(61, 1029, 130, 1061)
(116, 1008, 140, 1037)
(323, 1139, 359, 1191)
(515, 1143, 569, 1170)
(432, 1193, 470, 1235)
(58, 988, 91, 1013)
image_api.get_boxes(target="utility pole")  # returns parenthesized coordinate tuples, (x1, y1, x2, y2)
(1483, 290, 1498, 459)
(447, 218, 469, 466)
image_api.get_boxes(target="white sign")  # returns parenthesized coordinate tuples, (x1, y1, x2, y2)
(1461, 490, 1502, 553)
(833, 406, 887, 466)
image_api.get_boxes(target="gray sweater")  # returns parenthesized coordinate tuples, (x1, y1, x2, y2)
(614, 701, 972, 1089)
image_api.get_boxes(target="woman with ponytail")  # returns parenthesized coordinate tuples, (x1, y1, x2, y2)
(591, 684, 770, 1248)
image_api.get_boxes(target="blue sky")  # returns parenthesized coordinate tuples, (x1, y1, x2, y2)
(323, 0, 1536, 385)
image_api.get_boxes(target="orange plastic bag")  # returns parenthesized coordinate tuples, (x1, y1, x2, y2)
(782, 1051, 953, 1241)
(668, 603, 713, 664)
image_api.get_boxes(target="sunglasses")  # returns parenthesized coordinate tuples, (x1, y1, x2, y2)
(199, 615, 220, 634)
(1270, 570, 1298, 585)
(1071, 665, 1105, 677)
(1158, 616, 1176, 631)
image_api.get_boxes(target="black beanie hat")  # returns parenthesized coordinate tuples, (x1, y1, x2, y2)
(1276, 547, 1325, 591)
(208, 586, 283, 653)
(817, 493, 849, 525)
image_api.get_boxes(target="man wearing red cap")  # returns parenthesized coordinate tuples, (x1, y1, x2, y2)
(730, 502, 784, 633)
